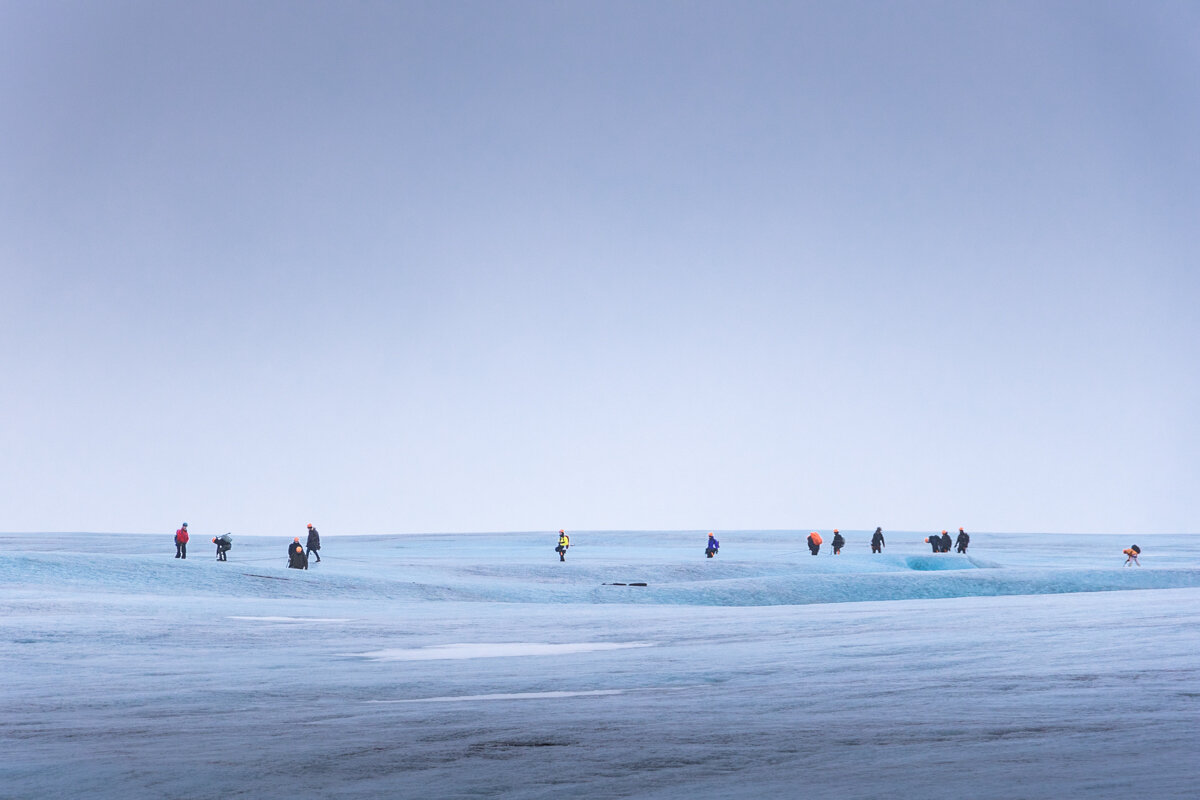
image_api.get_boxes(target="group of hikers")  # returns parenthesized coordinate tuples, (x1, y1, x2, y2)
(173, 522, 1143, 567)
(172, 522, 321, 567)
(923, 529, 971, 554)
(797, 527, 963, 556)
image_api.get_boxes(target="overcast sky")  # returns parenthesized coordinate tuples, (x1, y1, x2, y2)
(2, 1, 1196, 537)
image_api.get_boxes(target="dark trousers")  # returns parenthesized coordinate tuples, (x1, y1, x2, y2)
(176, 541, 187, 558)
(307, 546, 320, 562)
(871, 543, 882, 553)
(216, 547, 228, 561)
(809, 545, 820, 555)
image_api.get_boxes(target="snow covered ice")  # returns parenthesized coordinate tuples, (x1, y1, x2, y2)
(3, 530, 1199, 799)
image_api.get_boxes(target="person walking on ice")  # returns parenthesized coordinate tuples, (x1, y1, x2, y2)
(306, 524, 321, 563)
(1123, 545, 1141, 566)
(212, 533, 232, 561)
(871, 527, 885, 553)
(955, 528, 969, 554)
(831, 529, 845, 555)
(174, 522, 189, 559)
(806, 531, 822, 556)
(556, 530, 570, 562)
(705, 532, 720, 558)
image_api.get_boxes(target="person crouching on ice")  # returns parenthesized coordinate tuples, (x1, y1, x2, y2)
(705, 533, 720, 558)
(807, 531, 822, 556)
(288, 537, 308, 569)
(556, 530, 570, 562)
(925, 534, 940, 553)
(212, 533, 232, 561)
(831, 529, 845, 555)
(1123, 545, 1141, 566)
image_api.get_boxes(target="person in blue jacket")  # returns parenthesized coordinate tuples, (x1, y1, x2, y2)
(705, 532, 720, 558)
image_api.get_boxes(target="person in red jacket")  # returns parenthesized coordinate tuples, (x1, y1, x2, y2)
(174, 522, 189, 559)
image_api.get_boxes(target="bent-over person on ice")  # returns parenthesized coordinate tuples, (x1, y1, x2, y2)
(1123, 545, 1141, 566)
(288, 537, 308, 569)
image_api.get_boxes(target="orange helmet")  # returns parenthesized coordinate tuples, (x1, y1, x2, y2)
(293, 537, 300, 542)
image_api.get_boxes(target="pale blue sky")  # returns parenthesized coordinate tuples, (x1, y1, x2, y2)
(2, 1, 1196, 536)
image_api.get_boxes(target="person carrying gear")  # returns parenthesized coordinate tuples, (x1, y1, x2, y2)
(306, 524, 321, 563)
(1123, 545, 1141, 566)
(212, 533, 232, 561)
(288, 537, 308, 569)
(940, 530, 952, 553)
(806, 531, 823, 556)
(174, 523, 189, 559)
(871, 527, 885, 553)
(925, 533, 941, 553)
(705, 532, 720, 558)
(556, 530, 570, 562)
(831, 529, 845, 555)
(955, 528, 970, 554)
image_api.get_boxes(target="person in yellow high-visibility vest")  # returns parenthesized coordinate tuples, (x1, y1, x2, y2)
(556, 530, 570, 562)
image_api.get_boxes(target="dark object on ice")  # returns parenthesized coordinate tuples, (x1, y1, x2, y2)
(174, 523, 189, 559)
(940, 531, 952, 552)
(288, 538, 308, 569)
(306, 524, 321, 562)
(831, 530, 845, 554)
(871, 527, 885, 553)
(213, 533, 232, 561)
(602, 582, 648, 587)
(705, 533, 720, 558)
(807, 532, 822, 556)
(556, 531, 570, 562)
(956, 528, 969, 554)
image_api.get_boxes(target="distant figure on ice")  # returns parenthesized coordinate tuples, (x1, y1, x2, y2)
(807, 531, 822, 556)
(288, 537, 308, 569)
(871, 527, 885, 553)
(1123, 545, 1141, 566)
(556, 530, 570, 562)
(705, 533, 720, 558)
(212, 533, 232, 561)
(925, 533, 941, 553)
(306, 524, 321, 563)
(831, 530, 845, 555)
(174, 523, 189, 559)
(955, 528, 970, 554)
(940, 530, 952, 553)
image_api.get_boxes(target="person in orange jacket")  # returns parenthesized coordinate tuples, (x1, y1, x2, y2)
(806, 531, 823, 556)
(1123, 545, 1141, 566)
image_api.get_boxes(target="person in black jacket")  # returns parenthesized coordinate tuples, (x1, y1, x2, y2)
(955, 528, 969, 554)
(871, 527, 885, 553)
(288, 537, 308, 569)
(831, 529, 845, 555)
(306, 524, 321, 563)
(212, 533, 232, 561)
(940, 530, 952, 553)
(926, 533, 941, 553)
